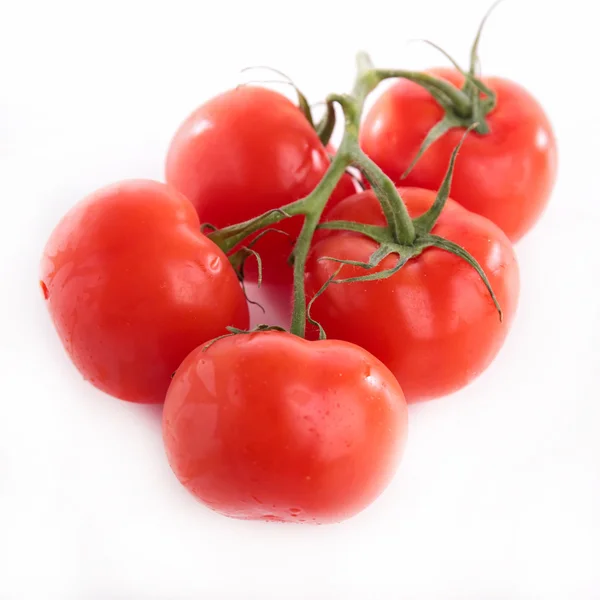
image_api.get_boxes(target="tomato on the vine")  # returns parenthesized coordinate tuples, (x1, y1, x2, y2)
(360, 68, 557, 242)
(307, 187, 520, 403)
(166, 86, 357, 284)
(163, 331, 407, 523)
(40, 180, 249, 404)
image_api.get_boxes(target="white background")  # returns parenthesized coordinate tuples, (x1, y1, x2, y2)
(1, 0, 599, 598)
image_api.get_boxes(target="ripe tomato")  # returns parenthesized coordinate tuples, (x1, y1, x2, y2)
(40, 180, 249, 404)
(163, 331, 407, 524)
(166, 86, 357, 284)
(306, 187, 520, 403)
(360, 69, 557, 242)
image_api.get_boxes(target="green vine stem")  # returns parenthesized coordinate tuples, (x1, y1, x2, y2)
(208, 50, 502, 338)
(209, 52, 407, 337)
(288, 156, 352, 337)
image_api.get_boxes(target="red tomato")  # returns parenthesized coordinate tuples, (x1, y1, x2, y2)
(360, 69, 557, 242)
(306, 187, 520, 403)
(166, 86, 357, 284)
(40, 180, 249, 404)
(163, 331, 407, 523)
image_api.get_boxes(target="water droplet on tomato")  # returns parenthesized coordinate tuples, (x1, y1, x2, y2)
(39, 280, 49, 300)
(261, 514, 284, 522)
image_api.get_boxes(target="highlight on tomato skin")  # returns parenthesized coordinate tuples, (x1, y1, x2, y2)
(40, 179, 249, 404)
(360, 69, 557, 242)
(163, 331, 408, 524)
(165, 86, 358, 286)
(306, 187, 520, 403)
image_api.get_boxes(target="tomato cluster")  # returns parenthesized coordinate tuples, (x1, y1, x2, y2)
(40, 13, 555, 524)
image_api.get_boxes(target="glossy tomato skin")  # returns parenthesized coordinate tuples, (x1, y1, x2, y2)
(166, 86, 357, 284)
(306, 188, 520, 403)
(360, 68, 557, 242)
(163, 331, 407, 524)
(40, 180, 249, 404)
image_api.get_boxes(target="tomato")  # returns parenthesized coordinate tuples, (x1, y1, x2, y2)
(166, 86, 357, 284)
(40, 180, 249, 404)
(306, 187, 520, 403)
(360, 69, 557, 242)
(163, 331, 407, 523)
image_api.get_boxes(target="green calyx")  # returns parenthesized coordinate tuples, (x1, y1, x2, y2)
(315, 99, 336, 147)
(310, 125, 502, 338)
(374, 1, 503, 178)
(208, 44, 503, 341)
